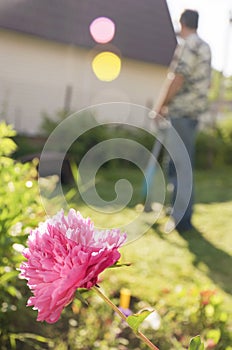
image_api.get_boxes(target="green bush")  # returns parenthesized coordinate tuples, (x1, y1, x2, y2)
(12, 134, 45, 159)
(40, 109, 70, 136)
(196, 115, 232, 169)
(216, 114, 232, 165)
(38, 109, 155, 166)
(195, 130, 225, 169)
(12, 108, 230, 172)
(0, 122, 48, 349)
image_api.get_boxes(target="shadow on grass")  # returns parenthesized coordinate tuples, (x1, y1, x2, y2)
(151, 221, 232, 295)
(179, 227, 232, 295)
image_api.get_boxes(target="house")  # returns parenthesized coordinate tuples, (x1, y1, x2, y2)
(0, 0, 176, 135)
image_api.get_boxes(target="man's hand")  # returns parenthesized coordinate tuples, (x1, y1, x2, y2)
(149, 105, 168, 118)
(149, 105, 168, 128)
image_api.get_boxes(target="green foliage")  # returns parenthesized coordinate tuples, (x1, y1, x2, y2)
(133, 286, 231, 349)
(224, 74, 232, 101)
(188, 336, 204, 350)
(12, 134, 44, 159)
(38, 108, 154, 166)
(208, 69, 232, 102)
(127, 309, 153, 333)
(195, 129, 224, 169)
(196, 115, 232, 168)
(0, 122, 17, 157)
(215, 115, 232, 164)
(0, 122, 46, 349)
(208, 70, 222, 102)
(40, 109, 70, 136)
(15, 107, 232, 171)
(44, 285, 231, 350)
(217, 115, 232, 143)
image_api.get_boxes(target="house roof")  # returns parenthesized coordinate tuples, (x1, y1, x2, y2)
(0, 0, 177, 66)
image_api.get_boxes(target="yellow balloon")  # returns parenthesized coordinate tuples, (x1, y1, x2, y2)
(92, 51, 121, 82)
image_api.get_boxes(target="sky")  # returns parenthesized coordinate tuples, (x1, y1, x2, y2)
(166, 0, 232, 76)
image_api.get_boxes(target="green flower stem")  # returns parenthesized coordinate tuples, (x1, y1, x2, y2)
(93, 286, 159, 350)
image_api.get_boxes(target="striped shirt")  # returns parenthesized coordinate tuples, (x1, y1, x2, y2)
(168, 33, 211, 118)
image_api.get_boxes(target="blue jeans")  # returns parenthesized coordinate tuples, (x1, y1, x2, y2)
(167, 117, 198, 228)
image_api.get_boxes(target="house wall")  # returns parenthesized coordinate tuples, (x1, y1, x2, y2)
(0, 29, 168, 135)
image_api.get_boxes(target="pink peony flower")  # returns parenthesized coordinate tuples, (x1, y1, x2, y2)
(20, 209, 126, 323)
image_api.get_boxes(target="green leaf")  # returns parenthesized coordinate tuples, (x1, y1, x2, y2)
(0, 270, 18, 284)
(206, 329, 221, 344)
(127, 309, 153, 333)
(0, 122, 16, 138)
(70, 160, 79, 184)
(75, 290, 89, 306)
(188, 335, 205, 350)
(65, 187, 78, 201)
(9, 334, 17, 349)
(108, 261, 131, 268)
(0, 138, 17, 156)
(10, 332, 53, 344)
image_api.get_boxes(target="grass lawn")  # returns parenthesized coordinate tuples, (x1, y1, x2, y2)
(66, 165, 232, 318)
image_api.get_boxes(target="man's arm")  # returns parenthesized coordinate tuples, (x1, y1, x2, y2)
(155, 72, 184, 117)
